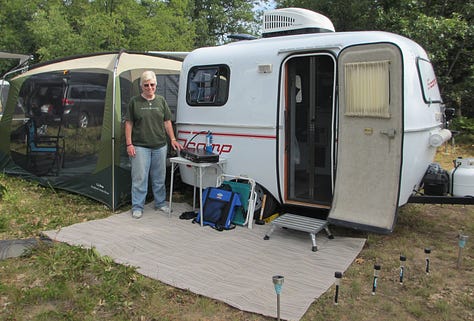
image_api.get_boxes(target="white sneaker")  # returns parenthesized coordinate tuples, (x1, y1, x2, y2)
(156, 205, 170, 214)
(132, 210, 143, 219)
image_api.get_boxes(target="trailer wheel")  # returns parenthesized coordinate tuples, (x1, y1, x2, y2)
(253, 184, 277, 219)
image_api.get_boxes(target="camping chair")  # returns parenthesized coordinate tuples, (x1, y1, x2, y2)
(25, 118, 65, 175)
(217, 174, 257, 229)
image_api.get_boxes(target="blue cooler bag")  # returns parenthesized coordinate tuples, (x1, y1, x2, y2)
(194, 187, 242, 231)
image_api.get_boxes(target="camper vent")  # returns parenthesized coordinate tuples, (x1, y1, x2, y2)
(263, 8, 335, 38)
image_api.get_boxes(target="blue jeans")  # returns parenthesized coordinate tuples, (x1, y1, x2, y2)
(130, 145, 167, 212)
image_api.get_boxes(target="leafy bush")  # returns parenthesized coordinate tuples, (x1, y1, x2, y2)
(450, 116, 474, 144)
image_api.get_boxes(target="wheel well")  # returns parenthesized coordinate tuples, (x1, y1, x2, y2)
(253, 183, 279, 219)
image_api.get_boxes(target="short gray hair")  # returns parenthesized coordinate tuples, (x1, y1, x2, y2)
(140, 71, 157, 85)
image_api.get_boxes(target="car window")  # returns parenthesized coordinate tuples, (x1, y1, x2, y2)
(86, 86, 106, 99)
(70, 86, 85, 99)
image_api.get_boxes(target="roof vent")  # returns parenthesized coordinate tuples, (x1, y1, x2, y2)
(262, 8, 335, 38)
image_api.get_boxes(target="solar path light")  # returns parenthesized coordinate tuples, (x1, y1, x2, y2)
(372, 264, 381, 295)
(457, 234, 468, 269)
(424, 248, 431, 274)
(399, 255, 406, 284)
(272, 275, 284, 321)
(334, 272, 342, 305)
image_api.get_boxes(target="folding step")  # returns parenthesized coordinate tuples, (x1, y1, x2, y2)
(264, 213, 333, 251)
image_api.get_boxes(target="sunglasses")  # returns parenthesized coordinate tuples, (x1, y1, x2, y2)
(143, 83, 156, 88)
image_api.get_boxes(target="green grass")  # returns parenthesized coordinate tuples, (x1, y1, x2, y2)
(0, 145, 473, 320)
(0, 174, 110, 240)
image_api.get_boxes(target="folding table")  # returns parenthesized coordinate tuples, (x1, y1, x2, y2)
(168, 156, 226, 226)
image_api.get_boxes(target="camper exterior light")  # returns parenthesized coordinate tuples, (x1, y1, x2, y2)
(258, 64, 273, 73)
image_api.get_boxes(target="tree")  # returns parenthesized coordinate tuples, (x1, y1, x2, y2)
(191, 0, 260, 47)
(0, 0, 41, 73)
(128, 0, 196, 51)
(27, 1, 88, 61)
(1, 0, 198, 68)
(276, 0, 379, 31)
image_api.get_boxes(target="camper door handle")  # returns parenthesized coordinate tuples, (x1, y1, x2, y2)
(380, 128, 396, 138)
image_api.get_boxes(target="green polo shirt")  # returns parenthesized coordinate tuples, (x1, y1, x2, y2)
(126, 95, 172, 148)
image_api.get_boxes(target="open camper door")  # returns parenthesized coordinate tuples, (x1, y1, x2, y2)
(328, 43, 403, 233)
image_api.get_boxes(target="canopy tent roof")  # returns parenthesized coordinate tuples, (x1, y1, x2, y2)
(0, 51, 32, 65)
(1, 51, 33, 79)
(23, 51, 182, 77)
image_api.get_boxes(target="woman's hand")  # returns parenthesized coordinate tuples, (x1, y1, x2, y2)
(171, 139, 183, 151)
(127, 144, 136, 157)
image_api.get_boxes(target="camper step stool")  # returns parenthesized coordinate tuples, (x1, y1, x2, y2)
(264, 213, 334, 251)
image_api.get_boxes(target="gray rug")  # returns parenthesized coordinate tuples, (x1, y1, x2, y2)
(44, 203, 365, 321)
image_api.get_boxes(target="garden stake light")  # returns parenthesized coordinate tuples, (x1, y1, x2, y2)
(372, 264, 381, 295)
(272, 275, 284, 321)
(399, 255, 406, 284)
(424, 248, 431, 274)
(334, 272, 342, 305)
(457, 234, 468, 269)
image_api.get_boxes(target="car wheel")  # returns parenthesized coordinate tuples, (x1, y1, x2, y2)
(78, 112, 89, 128)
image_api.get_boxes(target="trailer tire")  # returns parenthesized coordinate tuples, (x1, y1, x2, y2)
(254, 184, 277, 219)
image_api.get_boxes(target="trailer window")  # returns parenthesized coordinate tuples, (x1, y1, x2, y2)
(417, 58, 442, 104)
(344, 60, 390, 118)
(187, 65, 229, 106)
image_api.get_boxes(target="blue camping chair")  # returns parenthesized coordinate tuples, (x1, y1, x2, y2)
(25, 118, 65, 175)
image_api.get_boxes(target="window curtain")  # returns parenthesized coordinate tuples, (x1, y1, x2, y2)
(344, 60, 390, 118)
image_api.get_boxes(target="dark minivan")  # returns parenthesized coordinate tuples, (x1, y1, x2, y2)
(18, 72, 108, 128)
(62, 83, 106, 128)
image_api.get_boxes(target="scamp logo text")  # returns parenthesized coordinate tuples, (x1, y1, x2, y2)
(182, 141, 232, 155)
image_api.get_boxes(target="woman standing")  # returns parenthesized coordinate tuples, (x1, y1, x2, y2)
(125, 71, 182, 219)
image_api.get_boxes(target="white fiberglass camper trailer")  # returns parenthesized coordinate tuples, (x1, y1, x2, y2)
(175, 8, 450, 233)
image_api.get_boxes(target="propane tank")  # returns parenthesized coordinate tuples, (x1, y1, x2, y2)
(450, 158, 474, 197)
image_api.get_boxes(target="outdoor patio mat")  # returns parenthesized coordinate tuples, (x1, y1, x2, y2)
(44, 203, 366, 321)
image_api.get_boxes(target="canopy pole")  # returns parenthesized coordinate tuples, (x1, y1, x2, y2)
(111, 49, 125, 211)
